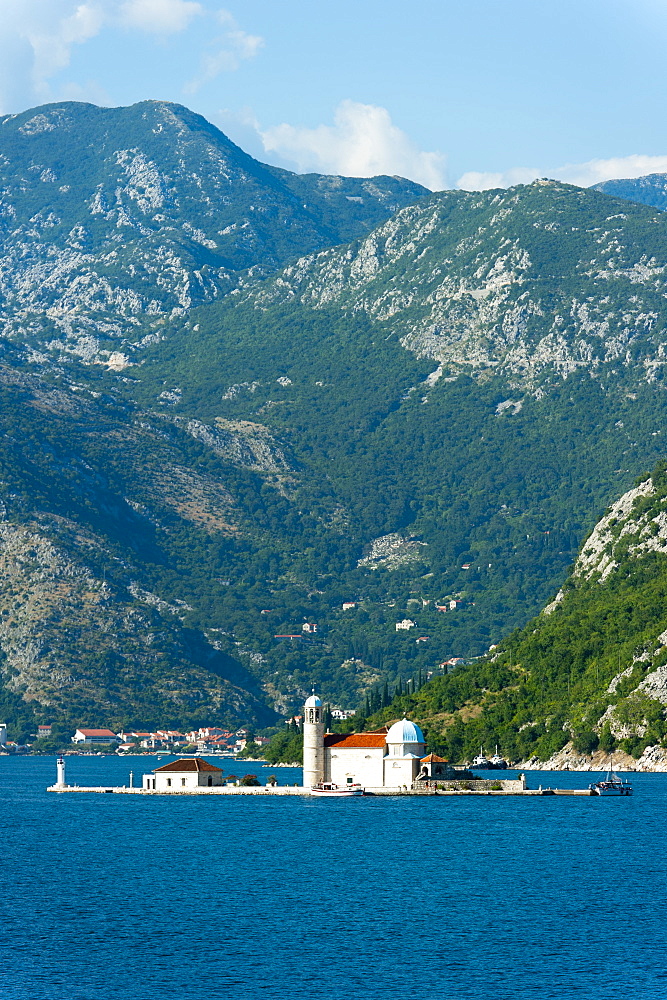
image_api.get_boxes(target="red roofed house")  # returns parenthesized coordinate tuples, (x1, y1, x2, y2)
(72, 728, 120, 745)
(418, 753, 451, 779)
(142, 757, 224, 792)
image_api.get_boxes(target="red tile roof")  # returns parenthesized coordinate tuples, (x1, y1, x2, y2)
(421, 753, 449, 763)
(76, 728, 118, 737)
(154, 757, 223, 773)
(323, 733, 387, 749)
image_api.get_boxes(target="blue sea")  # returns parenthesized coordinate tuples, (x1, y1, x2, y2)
(2, 755, 666, 1000)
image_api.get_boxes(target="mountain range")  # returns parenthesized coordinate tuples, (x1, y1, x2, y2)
(3, 100, 667, 741)
(594, 172, 667, 213)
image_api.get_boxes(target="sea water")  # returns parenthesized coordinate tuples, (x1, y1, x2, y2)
(2, 755, 666, 1000)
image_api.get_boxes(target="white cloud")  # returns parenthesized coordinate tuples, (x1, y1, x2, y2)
(260, 100, 447, 190)
(29, 4, 104, 91)
(0, 2, 108, 111)
(119, 0, 203, 35)
(184, 9, 263, 93)
(457, 154, 667, 191)
(0, 2, 261, 113)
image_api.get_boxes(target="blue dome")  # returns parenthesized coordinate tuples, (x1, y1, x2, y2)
(386, 718, 425, 745)
(304, 693, 322, 708)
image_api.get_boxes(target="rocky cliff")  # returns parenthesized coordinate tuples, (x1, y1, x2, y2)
(0, 100, 426, 368)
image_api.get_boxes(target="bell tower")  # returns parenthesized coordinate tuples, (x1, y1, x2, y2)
(302, 692, 324, 789)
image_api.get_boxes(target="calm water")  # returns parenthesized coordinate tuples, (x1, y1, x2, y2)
(2, 756, 666, 1000)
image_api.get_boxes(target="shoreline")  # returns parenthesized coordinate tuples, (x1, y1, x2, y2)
(518, 743, 667, 773)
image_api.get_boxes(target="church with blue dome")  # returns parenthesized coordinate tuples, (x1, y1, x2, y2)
(303, 693, 441, 791)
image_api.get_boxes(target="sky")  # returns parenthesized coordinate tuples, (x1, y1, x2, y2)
(2, 0, 667, 191)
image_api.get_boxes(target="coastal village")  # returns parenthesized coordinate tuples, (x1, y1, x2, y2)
(0, 721, 268, 756)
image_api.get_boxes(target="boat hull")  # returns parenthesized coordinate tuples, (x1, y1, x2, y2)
(590, 783, 633, 796)
(310, 784, 364, 797)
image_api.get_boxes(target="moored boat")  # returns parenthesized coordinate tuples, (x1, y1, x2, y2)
(310, 781, 364, 797)
(589, 762, 633, 796)
(471, 746, 491, 768)
(489, 745, 508, 769)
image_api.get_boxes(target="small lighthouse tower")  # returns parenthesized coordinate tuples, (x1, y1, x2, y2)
(55, 756, 67, 789)
(302, 692, 324, 789)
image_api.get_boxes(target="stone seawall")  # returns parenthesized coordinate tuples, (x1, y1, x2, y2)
(48, 776, 530, 796)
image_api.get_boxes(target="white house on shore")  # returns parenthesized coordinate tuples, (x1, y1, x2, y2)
(303, 693, 428, 791)
(72, 728, 120, 745)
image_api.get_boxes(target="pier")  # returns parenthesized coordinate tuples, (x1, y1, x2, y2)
(46, 784, 595, 796)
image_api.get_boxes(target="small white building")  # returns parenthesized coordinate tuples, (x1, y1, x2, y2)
(0, 723, 6, 745)
(395, 619, 416, 631)
(143, 757, 225, 791)
(72, 728, 120, 745)
(302, 623, 318, 634)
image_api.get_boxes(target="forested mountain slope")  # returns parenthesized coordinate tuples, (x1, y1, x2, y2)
(6, 104, 667, 737)
(593, 172, 667, 213)
(0, 350, 293, 736)
(365, 463, 667, 768)
(0, 100, 426, 368)
(116, 180, 667, 707)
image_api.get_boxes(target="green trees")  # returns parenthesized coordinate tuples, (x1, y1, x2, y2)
(361, 465, 667, 764)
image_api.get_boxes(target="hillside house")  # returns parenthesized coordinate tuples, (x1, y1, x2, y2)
(395, 619, 416, 631)
(72, 728, 120, 745)
(156, 730, 186, 744)
(141, 734, 169, 750)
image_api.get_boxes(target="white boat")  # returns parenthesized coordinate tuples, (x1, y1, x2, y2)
(471, 746, 491, 768)
(310, 781, 364, 797)
(489, 745, 508, 770)
(589, 762, 633, 797)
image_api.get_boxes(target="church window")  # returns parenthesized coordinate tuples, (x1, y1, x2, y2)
(166, 778, 171, 787)
(182, 778, 186, 786)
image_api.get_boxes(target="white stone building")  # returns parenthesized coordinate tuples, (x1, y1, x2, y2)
(303, 694, 427, 791)
(142, 757, 225, 791)
(72, 728, 120, 745)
